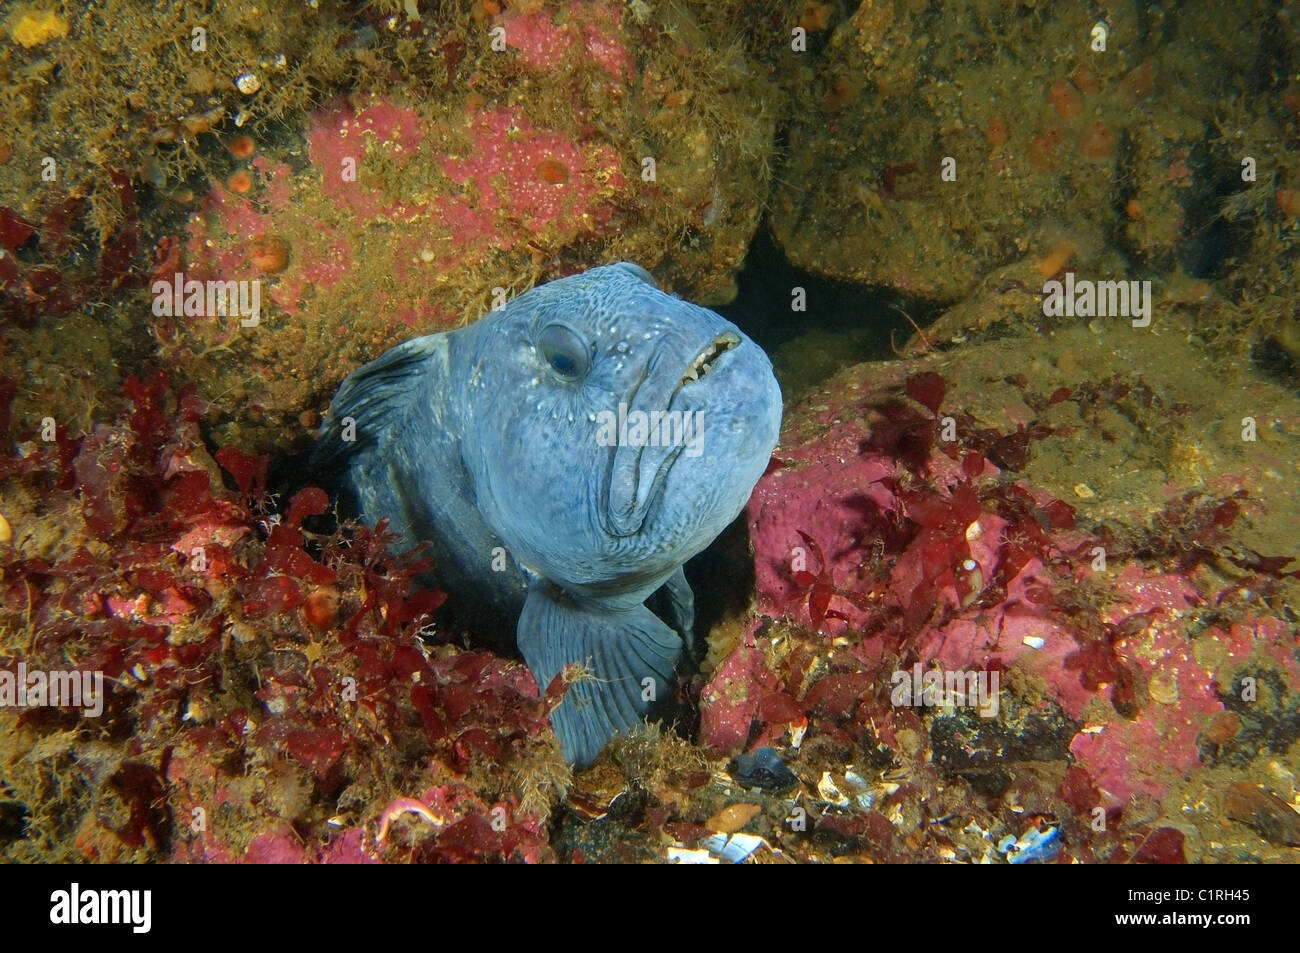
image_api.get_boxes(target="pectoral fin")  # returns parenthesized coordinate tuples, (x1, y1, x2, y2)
(519, 582, 681, 766)
(311, 333, 450, 473)
(650, 566, 696, 656)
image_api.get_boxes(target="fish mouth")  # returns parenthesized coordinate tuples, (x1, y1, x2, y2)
(604, 330, 743, 537)
(676, 331, 740, 389)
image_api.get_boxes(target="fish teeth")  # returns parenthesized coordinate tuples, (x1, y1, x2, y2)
(680, 333, 739, 386)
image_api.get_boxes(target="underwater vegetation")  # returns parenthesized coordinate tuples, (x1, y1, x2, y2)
(725, 345, 1299, 862)
(0, 371, 568, 861)
(1, 0, 1298, 863)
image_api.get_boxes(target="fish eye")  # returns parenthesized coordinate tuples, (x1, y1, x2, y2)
(536, 323, 591, 382)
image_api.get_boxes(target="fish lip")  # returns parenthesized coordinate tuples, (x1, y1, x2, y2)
(602, 330, 742, 537)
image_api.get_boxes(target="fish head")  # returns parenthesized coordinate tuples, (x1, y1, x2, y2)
(460, 262, 782, 594)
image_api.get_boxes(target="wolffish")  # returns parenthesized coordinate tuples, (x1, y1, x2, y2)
(312, 263, 782, 765)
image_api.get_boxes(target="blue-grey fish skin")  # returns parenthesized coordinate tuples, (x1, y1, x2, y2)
(313, 262, 782, 765)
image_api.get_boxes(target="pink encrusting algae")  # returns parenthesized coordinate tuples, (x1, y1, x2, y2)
(697, 351, 1300, 860)
(493, 0, 633, 81)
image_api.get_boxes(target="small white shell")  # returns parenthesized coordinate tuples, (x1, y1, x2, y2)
(817, 771, 849, 806)
(1022, 635, 1046, 650)
(235, 72, 261, 95)
(701, 832, 764, 864)
(667, 846, 717, 865)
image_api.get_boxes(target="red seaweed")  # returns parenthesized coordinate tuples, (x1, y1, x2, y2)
(905, 371, 946, 415)
(215, 445, 271, 501)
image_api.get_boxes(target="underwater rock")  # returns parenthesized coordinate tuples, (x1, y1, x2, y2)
(930, 695, 1078, 798)
(712, 338, 1300, 857)
(0, 0, 357, 241)
(730, 747, 800, 795)
(699, 628, 773, 753)
(767, 0, 1274, 302)
(166, 0, 776, 451)
(1222, 782, 1300, 848)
